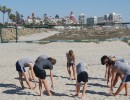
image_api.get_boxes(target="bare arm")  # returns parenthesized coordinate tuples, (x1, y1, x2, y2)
(107, 65, 112, 84)
(50, 70, 54, 89)
(110, 66, 118, 93)
(73, 54, 76, 65)
(29, 63, 36, 88)
(66, 53, 69, 63)
(105, 65, 108, 79)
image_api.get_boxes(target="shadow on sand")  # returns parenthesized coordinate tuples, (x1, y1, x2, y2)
(88, 77, 105, 81)
(69, 89, 110, 96)
(0, 83, 39, 96)
(53, 75, 69, 79)
(88, 83, 108, 88)
(86, 90, 110, 96)
(50, 91, 76, 97)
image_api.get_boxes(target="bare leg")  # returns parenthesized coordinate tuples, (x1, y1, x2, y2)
(72, 66, 77, 80)
(113, 82, 125, 96)
(67, 66, 72, 80)
(105, 66, 108, 80)
(29, 64, 35, 80)
(113, 73, 120, 87)
(75, 82, 80, 96)
(81, 82, 87, 98)
(39, 78, 42, 96)
(23, 72, 33, 89)
(18, 72, 24, 89)
(28, 68, 33, 80)
(42, 79, 51, 96)
(107, 66, 112, 87)
(124, 83, 128, 96)
(30, 64, 36, 88)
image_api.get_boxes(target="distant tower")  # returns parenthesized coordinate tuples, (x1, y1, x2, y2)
(27, 16, 30, 19)
(32, 12, 35, 19)
(70, 11, 77, 24)
(70, 11, 74, 19)
(44, 14, 47, 20)
(55, 14, 59, 19)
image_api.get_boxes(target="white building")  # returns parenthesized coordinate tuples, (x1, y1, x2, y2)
(26, 17, 43, 25)
(79, 14, 86, 24)
(87, 12, 122, 26)
(97, 16, 105, 23)
(48, 18, 63, 25)
(108, 12, 122, 22)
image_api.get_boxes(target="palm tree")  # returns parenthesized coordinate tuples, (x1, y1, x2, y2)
(9, 13, 16, 22)
(1, 6, 7, 25)
(7, 8, 11, 23)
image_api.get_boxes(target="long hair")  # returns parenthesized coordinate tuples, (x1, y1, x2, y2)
(68, 50, 74, 57)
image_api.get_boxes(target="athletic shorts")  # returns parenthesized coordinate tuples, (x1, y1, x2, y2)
(33, 65, 46, 79)
(122, 74, 130, 83)
(67, 62, 74, 66)
(16, 61, 26, 73)
(77, 71, 88, 83)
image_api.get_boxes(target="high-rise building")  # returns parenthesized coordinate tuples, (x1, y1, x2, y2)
(79, 14, 86, 24)
(104, 14, 109, 22)
(97, 16, 104, 23)
(108, 13, 122, 22)
(87, 16, 97, 26)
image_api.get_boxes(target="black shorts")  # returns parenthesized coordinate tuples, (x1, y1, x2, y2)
(67, 62, 74, 66)
(33, 65, 46, 79)
(122, 74, 130, 83)
(16, 61, 26, 73)
(77, 71, 88, 83)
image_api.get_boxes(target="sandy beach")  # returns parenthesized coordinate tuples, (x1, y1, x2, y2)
(0, 32, 130, 100)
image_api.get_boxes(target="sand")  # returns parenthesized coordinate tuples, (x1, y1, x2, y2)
(18, 30, 61, 41)
(0, 32, 130, 100)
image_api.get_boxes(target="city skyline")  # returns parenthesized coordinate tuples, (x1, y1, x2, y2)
(0, 0, 130, 23)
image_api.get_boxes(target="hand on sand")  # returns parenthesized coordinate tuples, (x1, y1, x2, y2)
(29, 86, 35, 90)
(110, 92, 115, 96)
(109, 89, 115, 96)
(109, 88, 113, 93)
(29, 78, 33, 81)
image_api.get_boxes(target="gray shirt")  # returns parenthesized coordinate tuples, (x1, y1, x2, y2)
(18, 58, 35, 67)
(76, 62, 87, 75)
(36, 54, 48, 63)
(38, 54, 48, 59)
(35, 58, 53, 70)
(114, 61, 130, 75)
(109, 55, 128, 64)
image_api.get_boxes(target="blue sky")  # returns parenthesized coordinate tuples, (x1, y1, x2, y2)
(0, 0, 130, 23)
